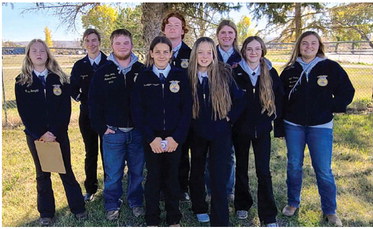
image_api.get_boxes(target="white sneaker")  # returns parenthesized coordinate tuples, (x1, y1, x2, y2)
(236, 210, 248, 219)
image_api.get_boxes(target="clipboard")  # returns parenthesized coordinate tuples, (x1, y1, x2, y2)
(34, 141, 66, 174)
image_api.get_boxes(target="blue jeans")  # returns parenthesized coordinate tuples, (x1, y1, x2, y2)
(103, 128, 145, 211)
(205, 146, 235, 195)
(285, 123, 337, 214)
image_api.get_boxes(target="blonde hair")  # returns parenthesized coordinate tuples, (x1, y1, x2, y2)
(188, 37, 233, 120)
(284, 31, 325, 68)
(216, 20, 239, 53)
(17, 39, 68, 86)
(241, 36, 276, 116)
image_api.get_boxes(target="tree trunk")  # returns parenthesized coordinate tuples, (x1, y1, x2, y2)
(141, 3, 171, 47)
(294, 3, 302, 39)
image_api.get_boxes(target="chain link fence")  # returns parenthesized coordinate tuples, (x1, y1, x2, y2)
(2, 41, 372, 127)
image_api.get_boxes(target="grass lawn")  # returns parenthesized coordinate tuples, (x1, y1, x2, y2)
(2, 112, 372, 227)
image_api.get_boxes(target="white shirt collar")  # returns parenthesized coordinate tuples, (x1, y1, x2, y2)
(152, 64, 171, 78)
(33, 69, 48, 77)
(88, 52, 102, 65)
(197, 71, 208, 84)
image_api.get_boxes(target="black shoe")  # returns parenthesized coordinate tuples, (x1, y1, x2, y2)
(180, 192, 190, 202)
(84, 193, 95, 202)
(75, 211, 88, 220)
(39, 217, 53, 226)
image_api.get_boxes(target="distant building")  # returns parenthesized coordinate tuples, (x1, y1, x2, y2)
(2, 47, 26, 55)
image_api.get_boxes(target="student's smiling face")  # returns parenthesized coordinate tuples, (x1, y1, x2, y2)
(197, 42, 213, 72)
(84, 33, 100, 56)
(150, 43, 172, 69)
(299, 35, 319, 62)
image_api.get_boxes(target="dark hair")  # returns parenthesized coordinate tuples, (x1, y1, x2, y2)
(161, 12, 189, 39)
(110, 29, 133, 45)
(83, 28, 101, 42)
(145, 36, 173, 67)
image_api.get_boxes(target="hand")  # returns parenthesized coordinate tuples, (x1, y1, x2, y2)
(104, 128, 115, 135)
(150, 137, 163, 153)
(39, 131, 56, 142)
(226, 116, 230, 122)
(165, 137, 178, 152)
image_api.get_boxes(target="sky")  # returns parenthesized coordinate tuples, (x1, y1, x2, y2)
(1, 2, 256, 42)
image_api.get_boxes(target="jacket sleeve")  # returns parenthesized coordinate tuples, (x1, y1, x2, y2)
(271, 68, 285, 137)
(131, 73, 156, 144)
(227, 78, 246, 124)
(171, 73, 192, 144)
(331, 62, 355, 113)
(88, 70, 107, 135)
(49, 83, 71, 137)
(70, 62, 82, 101)
(15, 81, 45, 139)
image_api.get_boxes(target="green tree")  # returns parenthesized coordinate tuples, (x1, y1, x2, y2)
(328, 3, 373, 48)
(236, 16, 256, 45)
(44, 27, 53, 47)
(248, 3, 325, 42)
(81, 5, 118, 49)
(115, 6, 144, 49)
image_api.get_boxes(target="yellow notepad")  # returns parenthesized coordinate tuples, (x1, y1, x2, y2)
(34, 141, 66, 174)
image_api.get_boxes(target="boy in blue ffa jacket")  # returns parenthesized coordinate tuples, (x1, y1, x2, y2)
(88, 29, 145, 220)
(162, 12, 193, 201)
(132, 36, 192, 227)
(232, 36, 284, 226)
(15, 39, 86, 226)
(70, 29, 107, 202)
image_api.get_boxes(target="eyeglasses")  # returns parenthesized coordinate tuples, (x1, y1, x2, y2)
(246, 48, 262, 53)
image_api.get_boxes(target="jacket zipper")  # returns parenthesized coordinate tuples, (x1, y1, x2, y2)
(162, 83, 166, 130)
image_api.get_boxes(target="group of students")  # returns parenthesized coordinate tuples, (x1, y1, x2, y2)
(15, 11, 355, 227)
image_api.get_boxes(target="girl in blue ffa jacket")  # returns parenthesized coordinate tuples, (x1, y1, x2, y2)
(132, 36, 192, 227)
(232, 36, 284, 226)
(279, 31, 355, 227)
(15, 39, 86, 226)
(188, 37, 244, 226)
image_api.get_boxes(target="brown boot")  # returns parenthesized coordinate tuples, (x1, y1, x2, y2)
(282, 205, 297, 216)
(326, 214, 343, 227)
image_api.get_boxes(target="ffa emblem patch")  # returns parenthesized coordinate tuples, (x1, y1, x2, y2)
(53, 85, 62, 96)
(181, 59, 189, 68)
(317, 75, 328, 87)
(169, 80, 180, 93)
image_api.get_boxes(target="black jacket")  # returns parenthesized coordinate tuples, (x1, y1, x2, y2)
(132, 66, 192, 144)
(88, 60, 144, 135)
(70, 51, 107, 107)
(15, 72, 71, 140)
(217, 46, 242, 67)
(191, 64, 245, 140)
(232, 65, 284, 138)
(279, 59, 355, 127)
(171, 41, 191, 70)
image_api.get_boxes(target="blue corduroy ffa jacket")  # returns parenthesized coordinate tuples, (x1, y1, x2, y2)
(131, 65, 192, 144)
(88, 60, 144, 135)
(15, 72, 71, 140)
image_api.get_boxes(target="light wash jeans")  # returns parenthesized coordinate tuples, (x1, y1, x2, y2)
(285, 123, 337, 214)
